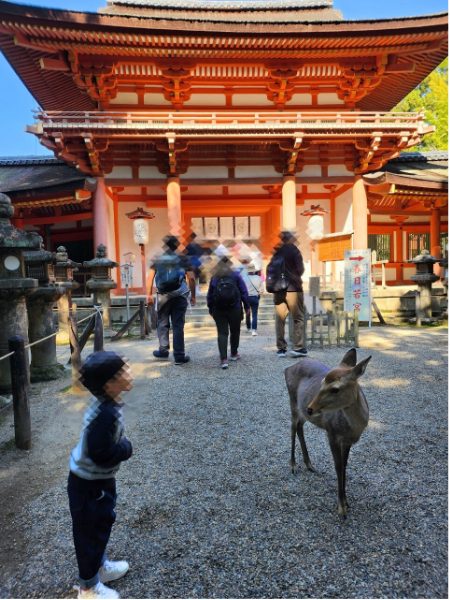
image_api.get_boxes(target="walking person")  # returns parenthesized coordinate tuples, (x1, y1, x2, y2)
(240, 261, 263, 335)
(266, 231, 307, 358)
(184, 231, 205, 294)
(207, 255, 250, 369)
(68, 351, 134, 599)
(147, 235, 196, 365)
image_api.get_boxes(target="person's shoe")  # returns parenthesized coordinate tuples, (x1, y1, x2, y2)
(229, 353, 241, 361)
(246, 328, 251, 333)
(290, 348, 308, 357)
(174, 355, 191, 365)
(221, 359, 229, 369)
(153, 349, 169, 359)
(99, 560, 129, 583)
(276, 349, 287, 357)
(251, 330, 258, 336)
(77, 582, 120, 599)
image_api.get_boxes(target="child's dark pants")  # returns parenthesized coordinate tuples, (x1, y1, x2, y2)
(68, 472, 117, 588)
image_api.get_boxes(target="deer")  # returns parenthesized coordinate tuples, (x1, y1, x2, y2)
(284, 348, 371, 518)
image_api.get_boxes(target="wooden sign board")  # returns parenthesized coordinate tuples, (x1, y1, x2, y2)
(317, 233, 352, 262)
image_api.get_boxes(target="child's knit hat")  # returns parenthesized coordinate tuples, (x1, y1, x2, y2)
(79, 351, 126, 396)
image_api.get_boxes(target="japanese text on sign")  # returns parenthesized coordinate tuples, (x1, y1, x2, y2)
(344, 249, 371, 322)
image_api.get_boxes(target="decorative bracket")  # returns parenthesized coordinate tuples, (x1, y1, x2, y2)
(266, 67, 298, 109)
(160, 66, 193, 109)
(278, 135, 305, 175)
(69, 52, 118, 106)
(337, 56, 387, 105)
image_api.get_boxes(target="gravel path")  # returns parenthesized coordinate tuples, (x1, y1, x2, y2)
(0, 324, 447, 599)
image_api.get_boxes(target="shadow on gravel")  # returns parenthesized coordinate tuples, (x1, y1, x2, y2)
(0, 325, 447, 599)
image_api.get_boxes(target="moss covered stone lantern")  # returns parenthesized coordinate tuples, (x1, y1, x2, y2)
(0, 193, 40, 391)
(25, 248, 66, 381)
(84, 244, 118, 328)
(54, 246, 81, 344)
(410, 249, 440, 325)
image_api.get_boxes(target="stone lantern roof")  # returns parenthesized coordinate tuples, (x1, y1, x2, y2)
(83, 244, 118, 269)
(0, 193, 41, 250)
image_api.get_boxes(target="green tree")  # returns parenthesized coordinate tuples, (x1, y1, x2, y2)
(393, 58, 448, 151)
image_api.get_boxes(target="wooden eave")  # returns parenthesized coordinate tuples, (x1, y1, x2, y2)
(363, 171, 448, 190)
(0, 1, 447, 111)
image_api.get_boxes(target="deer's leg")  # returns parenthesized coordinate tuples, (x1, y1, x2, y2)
(297, 422, 315, 472)
(342, 444, 351, 510)
(290, 420, 298, 474)
(329, 436, 347, 518)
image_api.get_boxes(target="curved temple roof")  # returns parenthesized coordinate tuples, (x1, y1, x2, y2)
(100, 0, 343, 21)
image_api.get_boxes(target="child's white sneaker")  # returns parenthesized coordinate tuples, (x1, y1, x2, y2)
(251, 330, 258, 336)
(99, 560, 129, 583)
(77, 582, 120, 599)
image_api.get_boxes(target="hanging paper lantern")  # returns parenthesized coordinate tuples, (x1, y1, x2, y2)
(306, 214, 324, 241)
(133, 218, 149, 244)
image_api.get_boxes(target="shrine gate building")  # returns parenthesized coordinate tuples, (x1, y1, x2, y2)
(0, 0, 447, 293)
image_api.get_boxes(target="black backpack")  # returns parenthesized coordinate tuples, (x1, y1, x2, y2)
(265, 255, 289, 293)
(155, 254, 185, 294)
(213, 275, 240, 309)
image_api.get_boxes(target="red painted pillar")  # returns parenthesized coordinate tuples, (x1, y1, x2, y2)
(166, 177, 182, 237)
(94, 177, 108, 250)
(430, 207, 441, 258)
(352, 176, 368, 250)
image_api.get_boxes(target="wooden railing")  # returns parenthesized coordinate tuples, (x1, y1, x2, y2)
(32, 110, 426, 131)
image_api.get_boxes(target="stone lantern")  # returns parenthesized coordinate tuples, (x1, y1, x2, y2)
(0, 193, 40, 392)
(25, 247, 66, 381)
(83, 244, 118, 328)
(54, 246, 81, 344)
(410, 249, 440, 325)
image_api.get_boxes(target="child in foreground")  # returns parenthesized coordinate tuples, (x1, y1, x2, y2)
(68, 351, 134, 599)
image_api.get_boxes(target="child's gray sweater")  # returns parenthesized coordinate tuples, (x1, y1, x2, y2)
(70, 396, 132, 480)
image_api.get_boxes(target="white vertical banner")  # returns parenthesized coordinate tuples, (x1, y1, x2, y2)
(344, 249, 372, 323)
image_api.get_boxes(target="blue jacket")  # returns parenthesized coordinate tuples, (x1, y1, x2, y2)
(207, 270, 250, 312)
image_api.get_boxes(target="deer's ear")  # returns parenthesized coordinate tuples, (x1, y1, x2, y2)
(340, 348, 357, 367)
(351, 356, 371, 379)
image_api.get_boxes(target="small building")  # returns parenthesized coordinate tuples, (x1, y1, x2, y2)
(0, 0, 447, 293)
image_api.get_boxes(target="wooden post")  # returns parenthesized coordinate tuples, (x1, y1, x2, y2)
(9, 336, 31, 450)
(139, 300, 146, 340)
(353, 309, 360, 348)
(69, 315, 83, 392)
(94, 306, 104, 352)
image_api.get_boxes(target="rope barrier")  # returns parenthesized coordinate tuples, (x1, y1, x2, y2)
(26, 332, 57, 349)
(0, 351, 15, 363)
(76, 311, 98, 325)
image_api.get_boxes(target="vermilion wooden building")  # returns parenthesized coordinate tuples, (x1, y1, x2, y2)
(0, 0, 447, 292)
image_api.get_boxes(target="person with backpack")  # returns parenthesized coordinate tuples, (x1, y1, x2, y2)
(147, 235, 196, 365)
(266, 231, 307, 358)
(207, 255, 250, 369)
(239, 261, 264, 336)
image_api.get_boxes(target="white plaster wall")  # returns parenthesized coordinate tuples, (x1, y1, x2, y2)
(144, 93, 172, 106)
(108, 166, 133, 179)
(118, 203, 169, 288)
(109, 92, 138, 105)
(299, 165, 322, 177)
(139, 166, 164, 179)
(288, 94, 312, 105)
(232, 94, 272, 106)
(235, 165, 278, 178)
(184, 94, 226, 106)
(317, 93, 345, 105)
(185, 166, 229, 179)
(328, 164, 353, 176)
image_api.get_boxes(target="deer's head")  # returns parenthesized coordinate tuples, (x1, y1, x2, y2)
(306, 349, 371, 416)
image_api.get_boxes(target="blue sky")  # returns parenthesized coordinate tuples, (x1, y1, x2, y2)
(0, 0, 447, 157)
